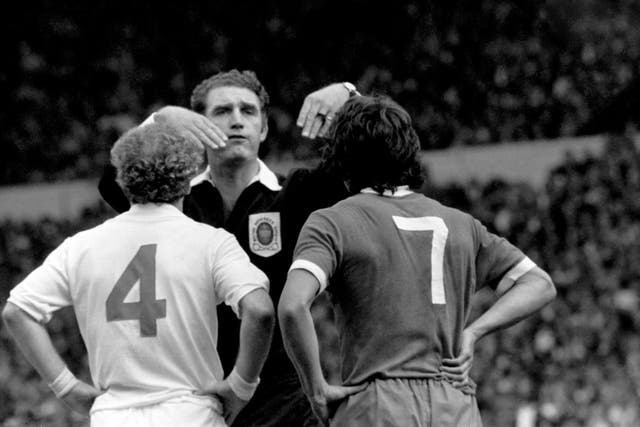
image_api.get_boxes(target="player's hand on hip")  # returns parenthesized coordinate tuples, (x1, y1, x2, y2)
(297, 83, 352, 139)
(206, 380, 248, 425)
(60, 381, 103, 417)
(155, 106, 228, 150)
(310, 383, 367, 427)
(440, 328, 478, 389)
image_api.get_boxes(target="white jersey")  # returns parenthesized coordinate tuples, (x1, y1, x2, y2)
(8, 204, 269, 412)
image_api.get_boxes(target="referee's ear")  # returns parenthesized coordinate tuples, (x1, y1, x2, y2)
(259, 120, 269, 143)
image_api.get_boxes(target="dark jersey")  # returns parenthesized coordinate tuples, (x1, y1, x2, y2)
(99, 163, 349, 426)
(292, 191, 534, 389)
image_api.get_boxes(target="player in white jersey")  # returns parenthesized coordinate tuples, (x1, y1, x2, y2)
(2, 122, 274, 427)
(278, 96, 556, 426)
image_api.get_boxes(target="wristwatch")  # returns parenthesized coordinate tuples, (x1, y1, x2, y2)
(343, 82, 361, 98)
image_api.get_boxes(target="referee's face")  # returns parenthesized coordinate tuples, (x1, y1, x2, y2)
(203, 86, 268, 163)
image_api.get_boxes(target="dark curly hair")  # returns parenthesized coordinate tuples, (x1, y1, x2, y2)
(190, 69, 270, 126)
(319, 95, 424, 194)
(110, 123, 204, 204)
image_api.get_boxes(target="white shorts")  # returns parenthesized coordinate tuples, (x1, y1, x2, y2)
(91, 395, 225, 427)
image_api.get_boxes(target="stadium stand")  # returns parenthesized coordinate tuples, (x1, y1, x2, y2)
(3, 0, 640, 184)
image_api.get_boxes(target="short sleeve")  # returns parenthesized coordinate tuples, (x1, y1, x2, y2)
(7, 239, 74, 323)
(290, 210, 342, 293)
(212, 234, 269, 317)
(474, 219, 534, 290)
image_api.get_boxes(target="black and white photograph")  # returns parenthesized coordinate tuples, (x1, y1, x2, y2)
(1, 1, 639, 426)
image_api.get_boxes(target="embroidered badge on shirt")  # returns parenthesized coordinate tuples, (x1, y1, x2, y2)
(249, 213, 282, 257)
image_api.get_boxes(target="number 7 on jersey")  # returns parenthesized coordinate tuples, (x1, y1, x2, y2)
(393, 216, 449, 304)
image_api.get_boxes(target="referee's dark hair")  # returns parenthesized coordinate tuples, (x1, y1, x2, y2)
(320, 95, 423, 194)
(190, 69, 270, 128)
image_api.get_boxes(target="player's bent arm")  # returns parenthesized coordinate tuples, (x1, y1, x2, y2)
(2, 302, 102, 414)
(2, 302, 69, 384)
(279, 269, 367, 425)
(204, 288, 273, 425)
(278, 269, 327, 398)
(235, 288, 275, 385)
(441, 266, 555, 386)
(467, 266, 556, 341)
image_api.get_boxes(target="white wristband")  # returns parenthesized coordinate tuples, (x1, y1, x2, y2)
(227, 367, 260, 401)
(48, 367, 79, 398)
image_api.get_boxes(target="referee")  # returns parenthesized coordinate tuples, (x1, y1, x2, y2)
(99, 69, 359, 426)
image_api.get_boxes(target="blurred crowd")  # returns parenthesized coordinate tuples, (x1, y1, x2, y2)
(3, 0, 640, 184)
(2, 134, 640, 425)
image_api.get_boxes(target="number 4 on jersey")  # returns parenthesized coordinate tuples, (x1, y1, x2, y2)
(106, 244, 166, 337)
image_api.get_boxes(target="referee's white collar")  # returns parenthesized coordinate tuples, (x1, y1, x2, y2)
(360, 186, 413, 197)
(190, 159, 282, 191)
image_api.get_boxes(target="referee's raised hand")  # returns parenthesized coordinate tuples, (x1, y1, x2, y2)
(297, 83, 354, 139)
(154, 106, 228, 151)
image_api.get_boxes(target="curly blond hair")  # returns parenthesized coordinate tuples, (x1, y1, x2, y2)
(110, 123, 203, 204)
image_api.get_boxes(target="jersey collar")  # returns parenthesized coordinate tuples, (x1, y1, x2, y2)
(127, 203, 185, 217)
(190, 159, 282, 191)
(360, 186, 413, 197)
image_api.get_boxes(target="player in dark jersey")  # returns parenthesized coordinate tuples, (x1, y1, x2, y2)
(98, 70, 356, 427)
(278, 95, 557, 426)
